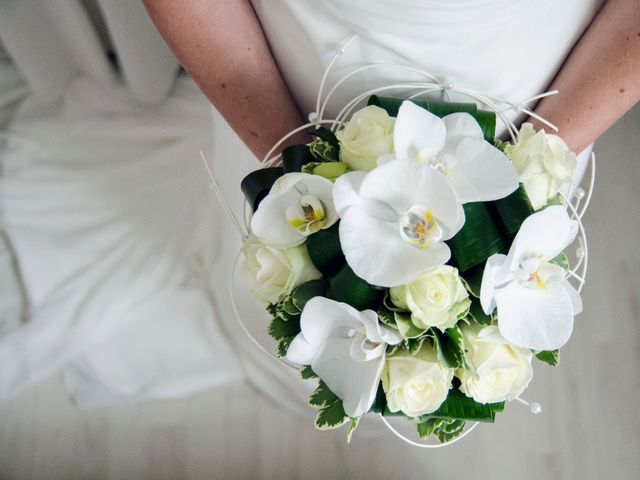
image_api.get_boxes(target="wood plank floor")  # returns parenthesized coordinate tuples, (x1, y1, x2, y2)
(1, 104, 639, 480)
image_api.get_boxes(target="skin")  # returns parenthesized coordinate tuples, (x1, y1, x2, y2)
(143, 0, 640, 159)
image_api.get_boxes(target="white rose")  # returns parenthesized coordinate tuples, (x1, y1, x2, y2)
(506, 123, 577, 210)
(241, 238, 322, 304)
(382, 346, 453, 417)
(458, 325, 533, 404)
(390, 265, 470, 331)
(336, 105, 395, 171)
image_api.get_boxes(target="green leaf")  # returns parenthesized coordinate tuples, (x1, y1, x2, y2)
(309, 380, 340, 408)
(329, 264, 383, 311)
(377, 306, 399, 329)
(432, 326, 466, 369)
(545, 193, 564, 207)
(300, 365, 317, 379)
(347, 417, 360, 443)
(468, 299, 493, 326)
(315, 401, 349, 430)
(489, 184, 534, 240)
(276, 337, 294, 358)
(367, 96, 496, 142)
(535, 349, 560, 366)
(434, 419, 466, 443)
(291, 279, 329, 312)
(417, 418, 438, 439)
(240, 167, 285, 211)
(394, 311, 426, 339)
(447, 202, 505, 273)
(268, 315, 300, 341)
(460, 266, 484, 298)
(550, 253, 569, 271)
(404, 336, 428, 356)
(426, 387, 504, 422)
(282, 144, 314, 173)
(306, 222, 345, 275)
(309, 138, 339, 163)
(310, 127, 339, 148)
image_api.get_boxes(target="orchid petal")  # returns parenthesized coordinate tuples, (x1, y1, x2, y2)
(339, 207, 451, 287)
(312, 337, 385, 417)
(505, 206, 578, 271)
(286, 333, 317, 365)
(480, 253, 508, 314)
(333, 171, 367, 216)
(297, 297, 362, 347)
(251, 189, 307, 247)
(441, 112, 484, 155)
(394, 101, 446, 162)
(360, 310, 403, 345)
(495, 281, 576, 350)
(448, 138, 519, 203)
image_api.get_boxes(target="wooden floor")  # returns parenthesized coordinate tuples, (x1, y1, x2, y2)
(1, 105, 639, 480)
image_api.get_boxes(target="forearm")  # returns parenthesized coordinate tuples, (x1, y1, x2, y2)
(143, 0, 307, 161)
(529, 0, 640, 153)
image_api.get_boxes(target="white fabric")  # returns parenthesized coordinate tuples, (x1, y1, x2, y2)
(0, 0, 179, 104)
(0, 75, 242, 404)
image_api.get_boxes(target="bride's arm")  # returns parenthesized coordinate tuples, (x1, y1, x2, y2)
(529, 0, 640, 152)
(143, 0, 307, 161)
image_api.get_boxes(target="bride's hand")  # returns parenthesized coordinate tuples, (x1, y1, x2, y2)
(528, 0, 640, 153)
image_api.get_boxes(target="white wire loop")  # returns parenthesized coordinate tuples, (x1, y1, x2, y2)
(207, 31, 594, 448)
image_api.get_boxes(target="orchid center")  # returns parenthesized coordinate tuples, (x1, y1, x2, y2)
(347, 327, 385, 363)
(417, 149, 453, 176)
(399, 205, 443, 249)
(286, 194, 327, 236)
(514, 254, 564, 290)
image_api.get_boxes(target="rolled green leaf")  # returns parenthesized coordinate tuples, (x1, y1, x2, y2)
(282, 144, 314, 173)
(329, 264, 383, 311)
(425, 387, 504, 423)
(489, 184, 534, 240)
(240, 167, 285, 211)
(291, 279, 329, 312)
(306, 223, 345, 275)
(447, 202, 505, 273)
(310, 127, 340, 148)
(367, 96, 496, 142)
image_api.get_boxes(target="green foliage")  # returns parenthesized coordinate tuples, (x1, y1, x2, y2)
(347, 417, 360, 443)
(417, 417, 467, 443)
(309, 138, 339, 163)
(305, 222, 345, 275)
(291, 279, 329, 311)
(447, 202, 506, 273)
(468, 299, 493, 326)
(488, 184, 535, 239)
(240, 167, 285, 211)
(310, 381, 349, 430)
(282, 144, 314, 173)
(535, 349, 560, 366)
(394, 311, 426, 339)
(310, 127, 340, 148)
(550, 253, 570, 271)
(426, 386, 504, 423)
(432, 326, 466, 369)
(460, 266, 484, 298)
(300, 365, 317, 379)
(328, 264, 383, 310)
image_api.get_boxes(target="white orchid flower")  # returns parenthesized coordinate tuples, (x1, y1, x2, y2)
(333, 159, 464, 287)
(251, 173, 339, 247)
(480, 206, 582, 351)
(286, 297, 402, 417)
(391, 101, 519, 203)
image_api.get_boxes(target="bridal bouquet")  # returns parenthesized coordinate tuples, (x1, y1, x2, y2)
(239, 96, 583, 443)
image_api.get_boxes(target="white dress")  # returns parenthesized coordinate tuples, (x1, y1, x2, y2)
(209, 0, 603, 416)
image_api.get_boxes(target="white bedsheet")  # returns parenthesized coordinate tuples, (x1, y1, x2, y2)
(0, 74, 243, 405)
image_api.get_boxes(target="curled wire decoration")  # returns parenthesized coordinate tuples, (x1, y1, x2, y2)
(206, 32, 594, 448)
